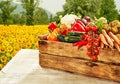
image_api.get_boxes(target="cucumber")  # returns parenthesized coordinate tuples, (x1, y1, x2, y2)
(57, 34, 65, 42)
(67, 31, 84, 36)
(64, 36, 82, 43)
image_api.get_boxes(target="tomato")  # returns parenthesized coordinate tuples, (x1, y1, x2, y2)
(87, 37, 93, 42)
(87, 50, 92, 56)
(92, 55, 98, 61)
(86, 43, 92, 49)
(94, 48, 99, 55)
(84, 26, 91, 32)
(91, 25, 98, 32)
(93, 41, 99, 47)
(95, 37, 101, 42)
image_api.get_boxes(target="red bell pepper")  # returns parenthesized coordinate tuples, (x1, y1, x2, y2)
(71, 22, 86, 32)
(75, 19, 85, 27)
(48, 22, 58, 32)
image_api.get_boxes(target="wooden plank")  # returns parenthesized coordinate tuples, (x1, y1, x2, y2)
(38, 40, 120, 64)
(40, 53, 120, 83)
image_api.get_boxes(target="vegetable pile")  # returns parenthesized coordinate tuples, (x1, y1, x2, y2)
(47, 14, 120, 61)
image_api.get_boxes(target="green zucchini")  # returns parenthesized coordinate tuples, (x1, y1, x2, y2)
(64, 36, 82, 43)
(57, 34, 65, 42)
(67, 31, 84, 36)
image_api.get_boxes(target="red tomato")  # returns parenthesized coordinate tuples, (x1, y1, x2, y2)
(95, 37, 101, 42)
(91, 25, 98, 32)
(93, 41, 99, 47)
(92, 55, 98, 61)
(86, 43, 92, 49)
(84, 26, 91, 32)
(87, 37, 93, 42)
(94, 48, 99, 55)
(87, 50, 92, 56)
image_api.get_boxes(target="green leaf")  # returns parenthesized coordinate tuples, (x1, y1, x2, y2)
(95, 20, 104, 34)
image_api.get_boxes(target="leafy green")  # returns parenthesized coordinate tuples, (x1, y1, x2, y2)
(95, 20, 104, 34)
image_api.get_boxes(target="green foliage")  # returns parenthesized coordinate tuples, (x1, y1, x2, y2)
(49, 14, 53, 23)
(12, 13, 21, 24)
(55, 0, 120, 22)
(19, 13, 26, 25)
(99, 0, 119, 23)
(21, 0, 40, 25)
(53, 12, 64, 24)
(0, 0, 17, 25)
(62, 0, 102, 18)
(34, 7, 49, 24)
(0, 14, 3, 24)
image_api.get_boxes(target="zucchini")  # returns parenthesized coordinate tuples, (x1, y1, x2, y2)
(64, 36, 82, 43)
(67, 31, 84, 36)
(57, 34, 65, 42)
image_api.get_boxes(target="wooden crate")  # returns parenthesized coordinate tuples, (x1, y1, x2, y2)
(38, 34, 120, 82)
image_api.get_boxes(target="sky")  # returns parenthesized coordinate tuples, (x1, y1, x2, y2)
(115, 0, 120, 12)
(40, 0, 66, 14)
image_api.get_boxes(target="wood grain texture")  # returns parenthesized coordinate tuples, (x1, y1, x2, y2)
(40, 53, 120, 83)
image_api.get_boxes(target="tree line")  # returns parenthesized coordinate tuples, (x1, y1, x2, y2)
(53, 0, 120, 24)
(0, 0, 49, 25)
(0, 0, 120, 25)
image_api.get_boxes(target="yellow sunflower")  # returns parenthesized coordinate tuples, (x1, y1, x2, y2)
(7, 45, 13, 52)
(0, 56, 7, 63)
(0, 45, 6, 53)
(21, 43, 27, 49)
(14, 45, 20, 51)
(26, 42, 32, 48)
(6, 52, 12, 58)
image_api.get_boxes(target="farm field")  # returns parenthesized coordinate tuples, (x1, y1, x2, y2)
(0, 25, 48, 70)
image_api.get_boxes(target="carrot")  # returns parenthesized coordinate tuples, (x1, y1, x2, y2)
(100, 41, 104, 49)
(114, 41, 120, 52)
(102, 29, 114, 48)
(108, 32, 120, 45)
(99, 34, 108, 46)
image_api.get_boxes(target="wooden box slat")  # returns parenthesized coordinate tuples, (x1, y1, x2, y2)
(40, 53, 120, 82)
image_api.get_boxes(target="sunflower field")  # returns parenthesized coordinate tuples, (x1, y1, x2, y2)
(0, 25, 48, 70)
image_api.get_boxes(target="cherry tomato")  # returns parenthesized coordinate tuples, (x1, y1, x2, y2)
(86, 43, 92, 49)
(87, 37, 93, 42)
(92, 55, 98, 61)
(87, 50, 92, 56)
(91, 25, 98, 32)
(94, 48, 99, 55)
(95, 37, 101, 42)
(93, 41, 99, 47)
(84, 26, 91, 32)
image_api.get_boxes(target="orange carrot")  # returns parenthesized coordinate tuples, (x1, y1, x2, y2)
(114, 41, 120, 52)
(99, 34, 108, 46)
(102, 29, 114, 48)
(108, 32, 120, 45)
(100, 41, 104, 49)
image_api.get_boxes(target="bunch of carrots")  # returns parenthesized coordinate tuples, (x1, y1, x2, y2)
(100, 29, 120, 52)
